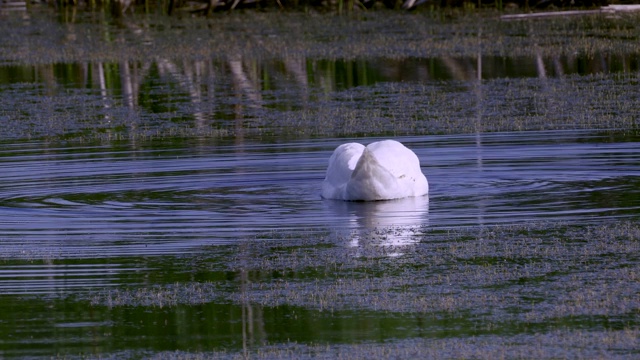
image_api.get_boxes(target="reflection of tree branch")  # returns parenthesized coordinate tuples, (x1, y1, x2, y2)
(228, 59, 263, 108)
(535, 53, 547, 79)
(553, 56, 564, 77)
(239, 247, 266, 354)
(112, 0, 133, 17)
(156, 58, 214, 126)
(474, 46, 484, 165)
(115, 21, 152, 110)
(284, 57, 309, 104)
(120, 60, 135, 108)
(38, 64, 56, 96)
(96, 62, 111, 123)
(441, 56, 475, 81)
(157, 58, 199, 97)
(474, 40, 486, 224)
(241, 268, 249, 358)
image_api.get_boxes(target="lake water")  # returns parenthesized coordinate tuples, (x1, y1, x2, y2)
(1, 8, 640, 359)
(1, 131, 639, 265)
(1, 130, 639, 358)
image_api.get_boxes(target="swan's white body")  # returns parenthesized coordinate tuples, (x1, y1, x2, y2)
(321, 140, 429, 201)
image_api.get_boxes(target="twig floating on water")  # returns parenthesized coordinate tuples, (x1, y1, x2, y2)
(501, 5, 640, 21)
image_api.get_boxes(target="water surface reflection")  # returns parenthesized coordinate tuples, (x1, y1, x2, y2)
(1, 130, 638, 263)
(326, 196, 429, 250)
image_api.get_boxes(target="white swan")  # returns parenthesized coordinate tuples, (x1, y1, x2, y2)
(321, 140, 429, 201)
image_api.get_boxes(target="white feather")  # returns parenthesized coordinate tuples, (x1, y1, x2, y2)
(321, 140, 429, 201)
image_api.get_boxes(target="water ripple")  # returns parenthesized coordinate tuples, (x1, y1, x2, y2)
(1, 130, 639, 261)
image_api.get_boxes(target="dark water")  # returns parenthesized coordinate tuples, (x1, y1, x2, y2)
(1, 130, 638, 274)
(1, 130, 639, 358)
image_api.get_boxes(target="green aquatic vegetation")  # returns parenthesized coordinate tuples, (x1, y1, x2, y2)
(150, 328, 640, 359)
(89, 221, 640, 327)
(85, 217, 640, 359)
(216, 221, 640, 321)
(5, 70, 638, 142)
(90, 282, 224, 308)
(1, 11, 640, 143)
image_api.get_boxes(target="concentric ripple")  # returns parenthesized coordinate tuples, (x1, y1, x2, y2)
(0, 131, 638, 263)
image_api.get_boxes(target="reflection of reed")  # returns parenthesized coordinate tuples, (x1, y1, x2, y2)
(111, 0, 133, 16)
(120, 60, 136, 108)
(228, 58, 263, 108)
(284, 57, 309, 105)
(441, 55, 476, 81)
(13, 55, 636, 100)
(238, 246, 266, 353)
(37, 64, 56, 96)
(474, 33, 486, 225)
(6, 46, 638, 141)
(536, 53, 547, 79)
(156, 58, 214, 128)
(96, 62, 110, 113)
(240, 268, 251, 357)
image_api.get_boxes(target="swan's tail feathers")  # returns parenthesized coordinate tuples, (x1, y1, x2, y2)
(321, 140, 429, 201)
(346, 147, 401, 201)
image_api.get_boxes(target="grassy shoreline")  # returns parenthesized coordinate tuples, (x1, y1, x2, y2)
(2, 8, 640, 64)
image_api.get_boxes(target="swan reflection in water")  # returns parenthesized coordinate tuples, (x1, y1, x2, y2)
(324, 195, 429, 256)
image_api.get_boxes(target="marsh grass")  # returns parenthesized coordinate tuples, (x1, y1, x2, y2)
(90, 281, 223, 308)
(3, 71, 639, 143)
(2, 10, 640, 142)
(89, 221, 640, 325)
(149, 328, 640, 359)
(226, 221, 640, 322)
(3, 10, 640, 64)
(271, 73, 640, 138)
(84, 221, 640, 358)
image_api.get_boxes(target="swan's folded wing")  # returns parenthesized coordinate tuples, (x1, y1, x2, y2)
(367, 140, 429, 197)
(367, 140, 421, 178)
(321, 143, 365, 199)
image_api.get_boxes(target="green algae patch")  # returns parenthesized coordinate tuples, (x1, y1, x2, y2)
(83, 221, 640, 359)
